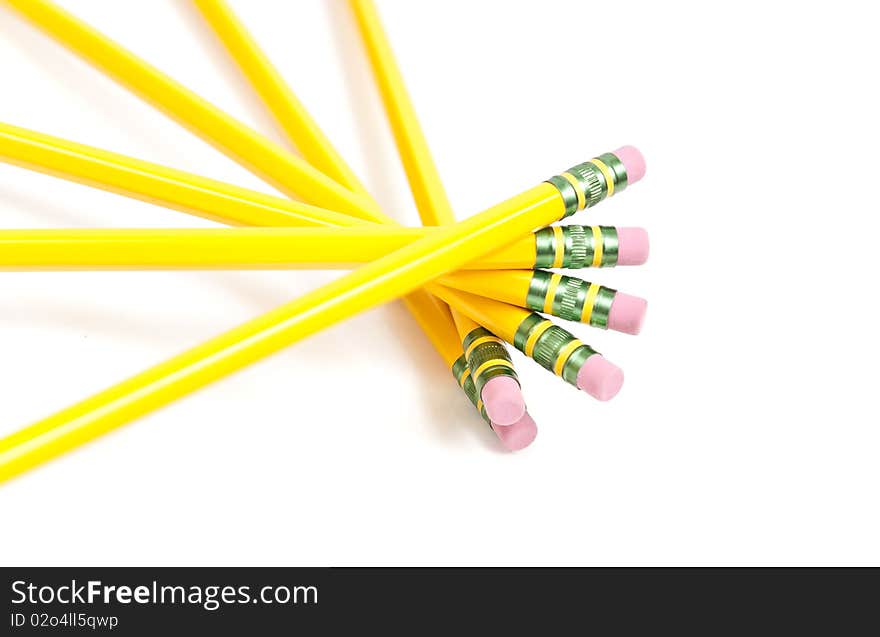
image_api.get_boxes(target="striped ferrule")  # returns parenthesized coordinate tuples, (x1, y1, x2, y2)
(545, 151, 628, 217)
(525, 270, 618, 328)
(451, 355, 491, 425)
(513, 314, 599, 387)
(533, 225, 620, 268)
(462, 327, 519, 398)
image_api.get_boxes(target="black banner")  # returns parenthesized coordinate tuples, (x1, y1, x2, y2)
(2, 567, 878, 633)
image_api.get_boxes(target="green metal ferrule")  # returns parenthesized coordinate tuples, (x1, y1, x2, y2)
(545, 150, 628, 217)
(554, 275, 588, 322)
(544, 175, 579, 218)
(597, 152, 628, 192)
(532, 326, 574, 372)
(533, 225, 622, 269)
(451, 355, 468, 385)
(581, 225, 620, 268)
(561, 344, 596, 386)
(512, 313, 599, 387)
(532, 325, 596, 386)
(565, 162, 606, 207)
(513, 313, 545, 352)
(525, 269, 551, 313)
(533, 226, 556, 268)
(525, 270, 584, 322)
(451, 354, 491, 425)
(463, 374, 491, 425)
(600, 226, 619, 266)
(526, 270, 619, 327)
(462, 327, 518, 398)
(589, 286, 617, 329)
(563, 225, 588, 268)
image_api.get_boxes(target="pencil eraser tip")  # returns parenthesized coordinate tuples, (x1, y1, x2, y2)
(481, 376, 526, 426)
(577, 355, 624, 400)
(616, 227, 650, 265)
(608, 293, 648, 335)
(492, 411, 537, 451)
(613, 146, 646, 185)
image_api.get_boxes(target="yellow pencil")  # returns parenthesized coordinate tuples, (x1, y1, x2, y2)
(349, 0, 454, 229)
(3, 0, 381, 220)
(0, 147, 643, 482)
(0, 120, 471, 392)
(350, 0, 536, 439)
(451, 311, 528, 433)
(0, 121, 364, 229)
(0, 25, 466, 412)
(0, 229, 648, 335)
(1, 121, 651, 275)
(429, 284, 625, 401)
(440, 269, 648, 335)
(0, 226, 602, 271)
(191, 0, 368, 194)
(191, 0, 485, 425)
(17, 0, 451, 413)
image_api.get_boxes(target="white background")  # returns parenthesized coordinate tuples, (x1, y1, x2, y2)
(1, 0, 878, 566)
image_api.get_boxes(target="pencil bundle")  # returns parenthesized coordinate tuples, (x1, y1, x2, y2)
(0, 0, 650, 482)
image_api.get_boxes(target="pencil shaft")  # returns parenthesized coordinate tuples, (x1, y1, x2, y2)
(192, 0, 368, 194)
(0, 0, 634, 480)
(0, 121, 364, 229)
(429, 284, 526, 344)
(0, 118, 467, 364)
(4, 0, 380, 220)
(0, 112, 463, 372)
(349, 0, 456, 227)
(0, 227, 538, 271)
(191, 0, 465, 370)
(350, 0, 527, 403)
(0, 183, 565, 482)
(0, 122, 635, 276)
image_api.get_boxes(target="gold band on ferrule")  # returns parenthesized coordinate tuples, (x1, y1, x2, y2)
(543, 273, 563, 314)
(513, 314, 600, 386)
(552, 225, 565, 268)
(451, 355, 492, 426)
(465, 335, 503, 359)
(524, 320, 553, 357)
(462, 327, 520, 404)
(561, 171, 586, 210)
(581, 282, 601, 323)
(553, 339, 584, 376)
(546, 150, 627, 217)
(473, 358, 515, 381)
(588, 158, 615, 198)
(591, 225, 604, 267)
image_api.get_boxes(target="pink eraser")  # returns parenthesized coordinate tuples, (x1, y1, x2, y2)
(576, 355, 624, 401)
(607, 293, 648, 335)
(613, 146, 646, 185)
(616, 227, 650, 265)
(492, 411, 537, 452)
(481, 376, 526, 427)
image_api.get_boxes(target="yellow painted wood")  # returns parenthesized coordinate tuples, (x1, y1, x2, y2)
(193, 0, 370, 195)
(0, 183, 567, 482)
(0, 226, 541, 271)
(0, 121, 362, 229)
(192, 0, 468, 369)
(430, 285, 533, 346)
(4, 0, 380, 219)
(440, 270, 533, 307)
